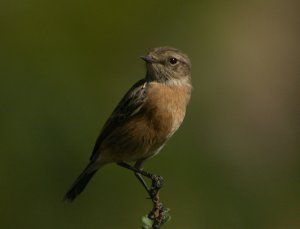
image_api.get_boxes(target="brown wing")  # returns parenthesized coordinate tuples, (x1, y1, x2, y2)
(89, 79, 148, 161)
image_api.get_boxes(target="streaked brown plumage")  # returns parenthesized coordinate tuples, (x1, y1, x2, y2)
(64, 47, 192, 201)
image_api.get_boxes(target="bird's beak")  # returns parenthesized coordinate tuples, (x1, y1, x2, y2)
(140, 55, 158, 63)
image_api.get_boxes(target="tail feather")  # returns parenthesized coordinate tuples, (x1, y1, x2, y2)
(64, 164, 98, 202)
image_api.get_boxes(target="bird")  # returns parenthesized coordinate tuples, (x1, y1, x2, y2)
(64, 46, 192, 202)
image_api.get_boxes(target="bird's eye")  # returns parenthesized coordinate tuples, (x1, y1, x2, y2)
(169, 57, 178, 65)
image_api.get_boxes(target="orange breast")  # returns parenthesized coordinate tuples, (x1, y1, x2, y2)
(99, 82, 191, 163)
(142, 82, 192, 142)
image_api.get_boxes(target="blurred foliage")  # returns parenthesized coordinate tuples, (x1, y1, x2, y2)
(0, 0, 299, 228)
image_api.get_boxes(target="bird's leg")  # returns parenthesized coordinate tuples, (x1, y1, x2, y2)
(117, 162, 153, 197)
(117, 162, 164, 197)
(134, 161, 165, 201)
(117, 162, 152, 178)
(134, 166, 151, 198)
(133, 160, 151, 197)
(117, 162, 166, 228)
(135, 171, 151, 197)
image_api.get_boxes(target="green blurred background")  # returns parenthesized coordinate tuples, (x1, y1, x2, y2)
(1, 0, 299, 228)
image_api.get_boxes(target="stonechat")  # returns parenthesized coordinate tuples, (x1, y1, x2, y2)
(64, 46, 192, 201)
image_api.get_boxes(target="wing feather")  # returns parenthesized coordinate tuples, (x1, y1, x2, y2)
(89, 79, 147, 161)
